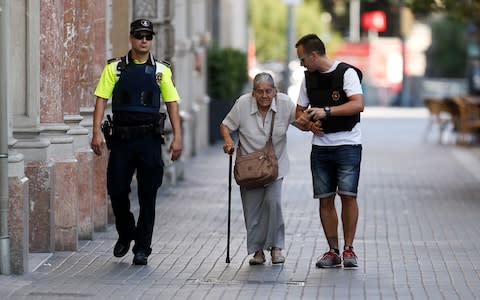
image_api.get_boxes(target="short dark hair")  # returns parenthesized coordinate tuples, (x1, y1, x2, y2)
(295, 34, 326, 56)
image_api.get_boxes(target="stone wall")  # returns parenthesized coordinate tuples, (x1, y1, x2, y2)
(4, 0, 108, 273)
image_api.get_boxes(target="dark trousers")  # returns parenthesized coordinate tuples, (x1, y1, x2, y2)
(107, 134, 164, 256)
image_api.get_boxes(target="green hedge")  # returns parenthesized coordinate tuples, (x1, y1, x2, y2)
(425, 18, 467, 78)
(207, 47, 248, 101)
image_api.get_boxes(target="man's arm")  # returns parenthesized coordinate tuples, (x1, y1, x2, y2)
(306, 94, 364, 121)
(294, 105, 310, 128)
(90, 97, 107, 156)
(293, 104, 324, 136)
(165, 101, 183, 161)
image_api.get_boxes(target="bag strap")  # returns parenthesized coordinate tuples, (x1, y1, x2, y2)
(268, 111, 276, 138)
(266, 111, 275, 144)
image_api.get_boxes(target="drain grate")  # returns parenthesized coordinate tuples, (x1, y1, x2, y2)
(28, 292, 93, 297)
(187, 279, 305, 286)
(286, 281, 305, 286)
(190, 278, 220, 285)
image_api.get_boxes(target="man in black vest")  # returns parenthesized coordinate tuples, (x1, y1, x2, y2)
(90, 19, 182, 265)
(294, 33, 364, 269)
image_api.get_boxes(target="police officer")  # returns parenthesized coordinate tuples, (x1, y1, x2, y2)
(90, 19, 182, 265)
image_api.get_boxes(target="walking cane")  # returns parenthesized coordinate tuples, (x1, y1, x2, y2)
(226, 154, 232, 263)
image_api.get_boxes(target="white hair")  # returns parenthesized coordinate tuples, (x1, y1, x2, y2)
(253, 72, 275, 89)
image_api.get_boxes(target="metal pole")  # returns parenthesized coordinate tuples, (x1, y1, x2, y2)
(0, 0, 11, 275)
(399, 0, 408, 106)
(349, 0, 361, 42)
(283, 4, 294, 93)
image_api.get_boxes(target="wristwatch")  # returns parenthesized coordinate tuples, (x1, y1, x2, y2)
(323, 106, 331, 119)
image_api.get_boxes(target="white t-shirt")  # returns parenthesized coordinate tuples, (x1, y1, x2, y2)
(297, 60, 363, 146)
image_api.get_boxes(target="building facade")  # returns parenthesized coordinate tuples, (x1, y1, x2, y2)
(0, 0, 247, 274)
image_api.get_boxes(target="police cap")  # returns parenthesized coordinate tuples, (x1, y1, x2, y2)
(130, 19, 155, 35)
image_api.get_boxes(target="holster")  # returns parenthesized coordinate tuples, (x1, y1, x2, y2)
(101, 115, 114, 149)
(155, 112, 166, 144)
(156, 112, 166, 136)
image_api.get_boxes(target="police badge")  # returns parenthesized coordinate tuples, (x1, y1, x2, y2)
(156, 72, 163, 85)
(332, 90, 341, 101)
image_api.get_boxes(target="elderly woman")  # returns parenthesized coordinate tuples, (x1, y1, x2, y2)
(220, 73, 297, 265)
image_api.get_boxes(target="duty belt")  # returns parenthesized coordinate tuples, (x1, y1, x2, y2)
(113, 124, 157, 139)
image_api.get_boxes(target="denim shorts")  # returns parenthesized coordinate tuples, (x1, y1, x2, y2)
(310, 144, 362, 198)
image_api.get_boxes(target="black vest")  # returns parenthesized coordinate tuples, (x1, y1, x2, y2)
(305, 62, 362, 133)
(111, 54, 161, 118)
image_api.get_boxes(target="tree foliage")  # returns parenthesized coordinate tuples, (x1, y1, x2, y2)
(319, 0, 401, 36)
(248, 0, 288, 63)
(207, 47, 248, 100)
(405, 0, 480, 27)
(249, 0, 343, 63)
(425, 17, 467, 77)
(405, 0, 477, 78)
(317, 0, 480, 36)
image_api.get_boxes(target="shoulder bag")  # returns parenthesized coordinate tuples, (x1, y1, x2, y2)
(234, 112, 278, 189)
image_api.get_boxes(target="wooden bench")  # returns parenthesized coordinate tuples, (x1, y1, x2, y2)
(451, 95, 480, 145)
(423, 97, 457, 143)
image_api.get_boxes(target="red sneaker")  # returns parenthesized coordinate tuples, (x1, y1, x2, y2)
(315, 250, 342, 268)
(342, 248, 358, 268)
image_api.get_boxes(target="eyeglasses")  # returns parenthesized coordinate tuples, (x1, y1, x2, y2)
(133, 33, 153, 41)
(298, 53, 311, 63)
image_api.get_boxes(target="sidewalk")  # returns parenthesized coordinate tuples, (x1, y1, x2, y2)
(1, 107, 480, 299)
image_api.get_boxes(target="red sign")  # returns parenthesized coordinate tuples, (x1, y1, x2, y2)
(333, 38, 404, 92)
(362, 11, 387, 32)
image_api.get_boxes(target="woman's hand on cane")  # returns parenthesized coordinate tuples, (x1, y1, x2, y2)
(223, 142, 235, 155)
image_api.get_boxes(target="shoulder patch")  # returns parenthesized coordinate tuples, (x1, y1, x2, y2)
(107, 57, 121, 64)
(156, 72, 163, 85)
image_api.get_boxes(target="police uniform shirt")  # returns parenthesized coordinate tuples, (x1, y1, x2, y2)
(94, 57, 180, 103)
(297, 60, 363, 146)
